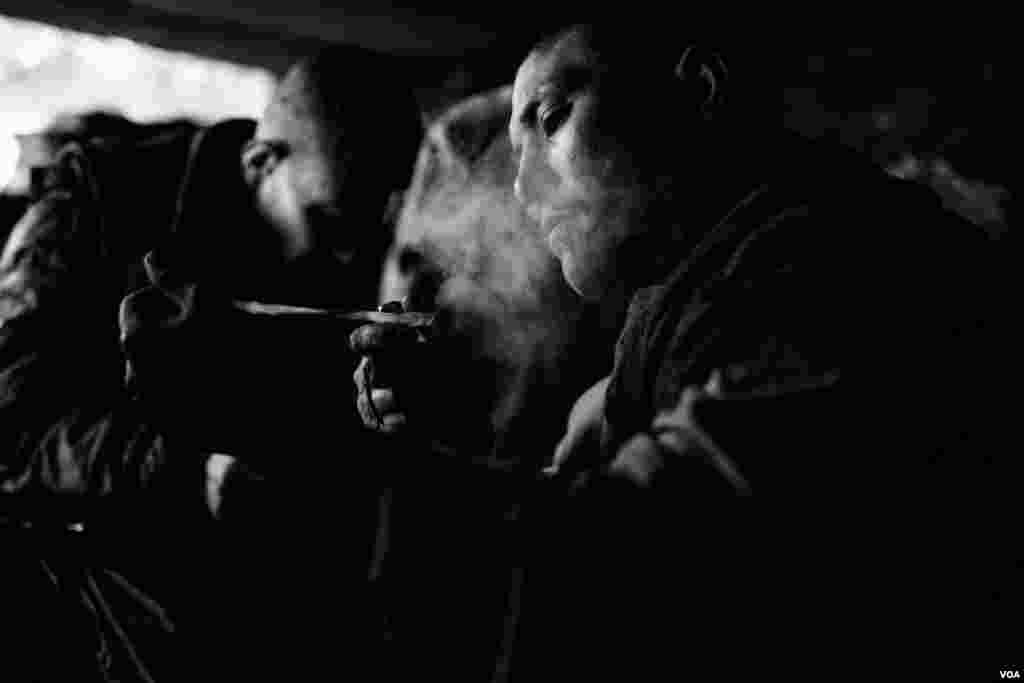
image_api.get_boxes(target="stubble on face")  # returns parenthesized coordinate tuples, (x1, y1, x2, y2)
(512, 37, 645, 300)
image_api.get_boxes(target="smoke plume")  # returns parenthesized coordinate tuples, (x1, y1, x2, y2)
(380, 85, 592, 442)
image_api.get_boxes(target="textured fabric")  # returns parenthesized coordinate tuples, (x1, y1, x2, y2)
(1, 121, 222, 524)
(0, 121, 252, 682)
(507, 139, 1010, 680)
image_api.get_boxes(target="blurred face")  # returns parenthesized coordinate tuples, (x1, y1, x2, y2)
(247, 112, 350, 264)
(510, 35, 642, 300)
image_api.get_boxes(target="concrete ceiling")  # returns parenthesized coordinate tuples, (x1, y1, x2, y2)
(2, 0, 566, 115)
(2, 1, 559, 72)
(2, 3, 1007, 113)
(128, 0, 507, 56)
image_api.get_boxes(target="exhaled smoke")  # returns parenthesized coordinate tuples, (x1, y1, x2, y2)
(381, 85, 585, 432)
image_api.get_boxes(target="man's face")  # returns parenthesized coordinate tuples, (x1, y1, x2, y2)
(248, 112, 350, 264)
(510, 36, 641, 300)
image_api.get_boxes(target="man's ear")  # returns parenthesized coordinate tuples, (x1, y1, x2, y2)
(241, 139, 286, 186)
(675, 45, 729, 116)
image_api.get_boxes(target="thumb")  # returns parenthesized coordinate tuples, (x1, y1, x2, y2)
(607, 433, 663, 487)
(548, 418, 603, 477)
(348, 321, 421, 354)
(548, 434, 575, 475)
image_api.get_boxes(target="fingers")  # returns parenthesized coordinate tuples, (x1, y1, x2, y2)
(379, 413, 407, 433)
(354, 357, 410, 434)
(650, 419, 752, 496)
(608, 428, 750, 496)
(548, 434, 577, 475)
(356, 386, 408, 432)
(607, 433, 664, 487)
(547, 418, 597, 478)
(351, 329, 429, 435)
(704, 369, 726, 397)
(547, 376, 611, 477)
(355, 382, 376, 429)
(349, 322, 421, 355)
(369, 388, 397, 414)
(651, 386, 705, 433)
(651, 386, 752, 495)
(205, 453, 236, 518)
(604, 381, 751, 494)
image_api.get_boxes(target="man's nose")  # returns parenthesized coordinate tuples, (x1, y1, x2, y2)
(513, 143, 548, 218)
(513, 164, 529, 206)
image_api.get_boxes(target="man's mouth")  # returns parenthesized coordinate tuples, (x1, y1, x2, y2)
(541, 210, 580, 256)
(540, 209, 578, 236)
(545, 221, 579, 260)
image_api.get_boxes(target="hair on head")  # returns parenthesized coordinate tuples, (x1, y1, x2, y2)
(270, 44, 423, 188)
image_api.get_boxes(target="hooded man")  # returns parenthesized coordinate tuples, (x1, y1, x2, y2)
(1, 45, 421, 681)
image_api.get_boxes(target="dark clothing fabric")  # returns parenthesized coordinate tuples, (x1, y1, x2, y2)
(1, 122, 214, 521)
(1, 113, 594, 683)
(1, 119, 389, 681)
(1, 193, 29, 246)
(507, 137, 1012, 680)
(1, 120, 231, 682)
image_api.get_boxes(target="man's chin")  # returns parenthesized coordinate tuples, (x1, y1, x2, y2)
(561, 259, 602, 302)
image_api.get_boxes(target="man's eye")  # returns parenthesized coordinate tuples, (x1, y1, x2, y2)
(540, 103, 572, 138)
(242, 140, 289, 176)
(242, 145, 270, 169)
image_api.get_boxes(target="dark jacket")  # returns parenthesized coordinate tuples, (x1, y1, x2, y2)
(1, 120, 221, 522)
(508, 137, 1012, 681)
(1, 117, 393, 681)
(0, 119, 233, 681)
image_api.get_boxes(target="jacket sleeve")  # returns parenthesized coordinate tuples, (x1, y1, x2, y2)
(643, 193, 1001, 494)
(0, 162, 206, 529)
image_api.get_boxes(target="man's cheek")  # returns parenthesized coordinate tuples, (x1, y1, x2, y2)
(574, 110, 623, 183)
(563, 235, 612, 300)
(263, 183, 310, 251)
(560, 252, 591, 299)
(552, 131, 599, 199)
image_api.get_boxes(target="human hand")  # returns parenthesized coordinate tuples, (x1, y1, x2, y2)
(545, 376, 611, 479)
(349, 301, 431, 435)
(608, 373, 752, 495)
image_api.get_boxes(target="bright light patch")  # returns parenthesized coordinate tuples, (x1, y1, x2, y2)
(0, 14, 276, 190)
(0, 133, 18, 192)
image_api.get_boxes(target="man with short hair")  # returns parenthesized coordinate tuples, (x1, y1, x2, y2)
(2, 45, 421, 681)
(512, 25, 1010, 679)
(355, 25, 1010, 680)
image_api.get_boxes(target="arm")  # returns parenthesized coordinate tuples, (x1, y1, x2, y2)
(0, 179, 208, 529)
(598, 194, 998, 496)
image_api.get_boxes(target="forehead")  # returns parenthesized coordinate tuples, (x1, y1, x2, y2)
(257, 73, 348, 160)
(257, 106, 342, 164)
(514, 36, 595, 107)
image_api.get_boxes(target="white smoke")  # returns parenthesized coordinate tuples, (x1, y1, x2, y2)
(383, 85, 577, 367)
(381, 85, 585, 433)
